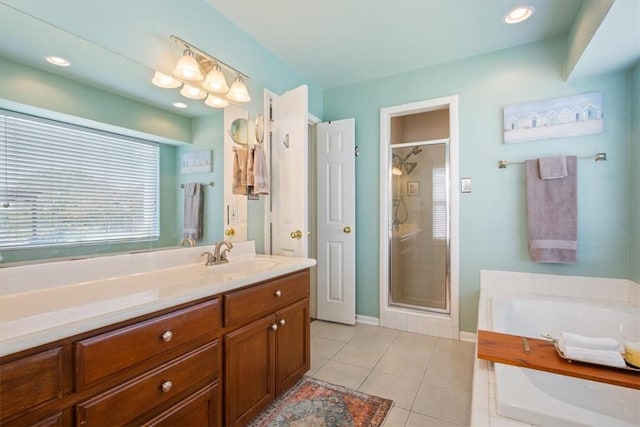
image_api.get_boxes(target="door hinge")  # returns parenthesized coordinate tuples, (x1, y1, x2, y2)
(355, 146, 360, 157)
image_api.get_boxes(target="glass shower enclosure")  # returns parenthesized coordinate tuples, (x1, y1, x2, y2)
(389, 112, 450, 314)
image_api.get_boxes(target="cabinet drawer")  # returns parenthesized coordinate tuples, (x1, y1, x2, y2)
(142, 382, 221, 427)
(76, 340, 220, 426)
(0, 347, 64, 420)
(225, 270, 309, 326)
(75, 298, 221, 389)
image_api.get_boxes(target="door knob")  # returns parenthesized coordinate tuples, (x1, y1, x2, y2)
(343, 226, 351, 234)
(225, 228, 235, 236)
(290, 230, 302, 240)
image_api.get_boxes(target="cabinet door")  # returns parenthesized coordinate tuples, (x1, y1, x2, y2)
(275, 298, 310, 395)
(142, 382, 221, 427)
(224, 315, 276, 427)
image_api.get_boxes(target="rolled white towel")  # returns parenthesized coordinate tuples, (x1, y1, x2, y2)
(560, 331, 619, 351)
(562, 346, 627, 368)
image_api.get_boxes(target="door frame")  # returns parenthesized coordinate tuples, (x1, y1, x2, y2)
(378, 95, 460, 339)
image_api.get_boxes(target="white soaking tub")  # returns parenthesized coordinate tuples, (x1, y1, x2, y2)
(489, 292, 639, 427)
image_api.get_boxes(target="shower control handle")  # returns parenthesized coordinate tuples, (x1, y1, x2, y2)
(343, 226, 351, 234)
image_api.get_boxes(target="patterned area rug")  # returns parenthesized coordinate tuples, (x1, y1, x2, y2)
(248, 376, 393, 427)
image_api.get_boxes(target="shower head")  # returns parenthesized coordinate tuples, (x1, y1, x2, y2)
(403, 162, 417, 175)
(411, 146, 423, 156)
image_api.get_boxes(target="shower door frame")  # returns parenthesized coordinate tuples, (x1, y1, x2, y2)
(379, 95, 460, 338)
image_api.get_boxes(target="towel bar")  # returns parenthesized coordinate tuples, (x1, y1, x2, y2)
(180, 182, 215, 188)
(498, 153, 606, 169)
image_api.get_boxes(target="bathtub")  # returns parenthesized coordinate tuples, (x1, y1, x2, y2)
(489, 291, 639, 426)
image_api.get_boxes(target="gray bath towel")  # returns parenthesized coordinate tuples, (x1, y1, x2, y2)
(183, 182, 203, 241)
(525, 156, 577, 264)
(539, 155, 568, 179)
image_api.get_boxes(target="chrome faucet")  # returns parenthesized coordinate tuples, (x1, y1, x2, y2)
(201, 251, 216, 266)
(213, 241, 233, 264)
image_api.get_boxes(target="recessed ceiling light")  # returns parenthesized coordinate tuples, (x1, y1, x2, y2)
(173, 102, 187, 109)
(504, 5, 535, 24)
(45, 55, 71, 67)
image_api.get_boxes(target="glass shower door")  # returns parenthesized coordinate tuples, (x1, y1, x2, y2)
(389, 142, 449, 313)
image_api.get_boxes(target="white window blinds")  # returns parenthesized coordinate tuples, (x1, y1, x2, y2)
(432, 167, 447, 240)
(0, 110, 159, 249)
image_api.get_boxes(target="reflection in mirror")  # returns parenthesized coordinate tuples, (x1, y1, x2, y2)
(228, 118, 248, 145)
(255, 114, 265, 144)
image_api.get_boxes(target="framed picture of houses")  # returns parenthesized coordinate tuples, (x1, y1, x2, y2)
(503, 92, 603, 144)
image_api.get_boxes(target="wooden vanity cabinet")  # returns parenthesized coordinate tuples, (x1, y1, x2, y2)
(1, 268, 311, 427)
(224, 270, 311, 427)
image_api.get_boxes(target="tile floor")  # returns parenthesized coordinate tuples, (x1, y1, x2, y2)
(308, 320, 475, 427)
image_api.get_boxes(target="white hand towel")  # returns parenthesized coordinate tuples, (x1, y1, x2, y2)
(561, 346, 626, 368)
(560, 332, 619, 351)
(253, 145, 269, 194)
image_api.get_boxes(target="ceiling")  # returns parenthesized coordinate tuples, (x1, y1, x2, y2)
(0, 0, 638, 118)
(209, 0, 584, 88)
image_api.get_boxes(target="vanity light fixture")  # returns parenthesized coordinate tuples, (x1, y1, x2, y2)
(45, 55, 71, 67)
(202, 64, 229, 93)
(228, 75, 251, 102)
(152, 35, 251, 109)
(205, 94, 229, 108)
(180, 84, 207, 100)
(172, 49, 203, 81)
(151, 71, 181, 88)
(504, 5, 535, 24)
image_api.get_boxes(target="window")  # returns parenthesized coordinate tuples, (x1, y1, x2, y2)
(432, 167, 447, 240)
(0, 110, 159, 249)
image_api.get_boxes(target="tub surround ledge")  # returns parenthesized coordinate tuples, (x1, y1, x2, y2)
(472, 270, 640, 427)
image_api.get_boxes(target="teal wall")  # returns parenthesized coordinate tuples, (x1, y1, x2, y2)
(631, 63, 640, 283)
(176, 114, 225, 247)
(323, 38, 633, 332)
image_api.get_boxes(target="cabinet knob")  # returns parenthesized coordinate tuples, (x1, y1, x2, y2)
(271, 324, 278, 331)
(274, 290, 282, 297)
(161, 331, 173, 342)
(279, 319, 286, 326)
(161, 381, 173, 393)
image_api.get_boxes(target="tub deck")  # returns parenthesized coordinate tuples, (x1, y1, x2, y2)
(477, 330, 640, 390)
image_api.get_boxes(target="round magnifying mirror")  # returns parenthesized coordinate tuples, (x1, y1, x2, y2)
(255, 114, 265, 144)
(228, 118, 248, 145)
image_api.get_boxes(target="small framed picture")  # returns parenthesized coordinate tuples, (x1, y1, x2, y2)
(407, 181, 420, 196)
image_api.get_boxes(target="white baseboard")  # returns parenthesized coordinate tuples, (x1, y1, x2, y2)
(459, 331, 477, 343)
(356, 315, 380, 326)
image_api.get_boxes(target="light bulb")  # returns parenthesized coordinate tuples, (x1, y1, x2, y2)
(180, 84, 207, 100)
(504, 6, 535, 24)
(227, 76, 251, 102)
(151, 71, 181, 89)
(172, 50, 203, 81)
(45, 55, 71, 67)
(202, 64, 229, 93)
(205, 94, 229, 108)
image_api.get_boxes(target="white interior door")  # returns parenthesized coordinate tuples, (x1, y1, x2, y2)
(316, 119, 356, 325)
(270, 85, 309, 257)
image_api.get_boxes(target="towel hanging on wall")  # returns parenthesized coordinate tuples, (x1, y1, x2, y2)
(525, 155, 577, 264)
(183, 182, 203, 241)
(232, 147, 248, 195)
(252, 145, 270, 194)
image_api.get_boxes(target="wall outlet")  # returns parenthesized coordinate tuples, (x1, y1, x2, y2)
(461, 178, 472, 193)
(229, 205, 238, 224)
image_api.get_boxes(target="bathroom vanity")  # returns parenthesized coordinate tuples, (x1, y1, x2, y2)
(0, 246, 314, 426)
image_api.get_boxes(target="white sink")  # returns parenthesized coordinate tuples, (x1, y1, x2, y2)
(203, 257, 277, 281)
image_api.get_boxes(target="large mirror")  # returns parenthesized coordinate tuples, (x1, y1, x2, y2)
(0, 3, 246, 265)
